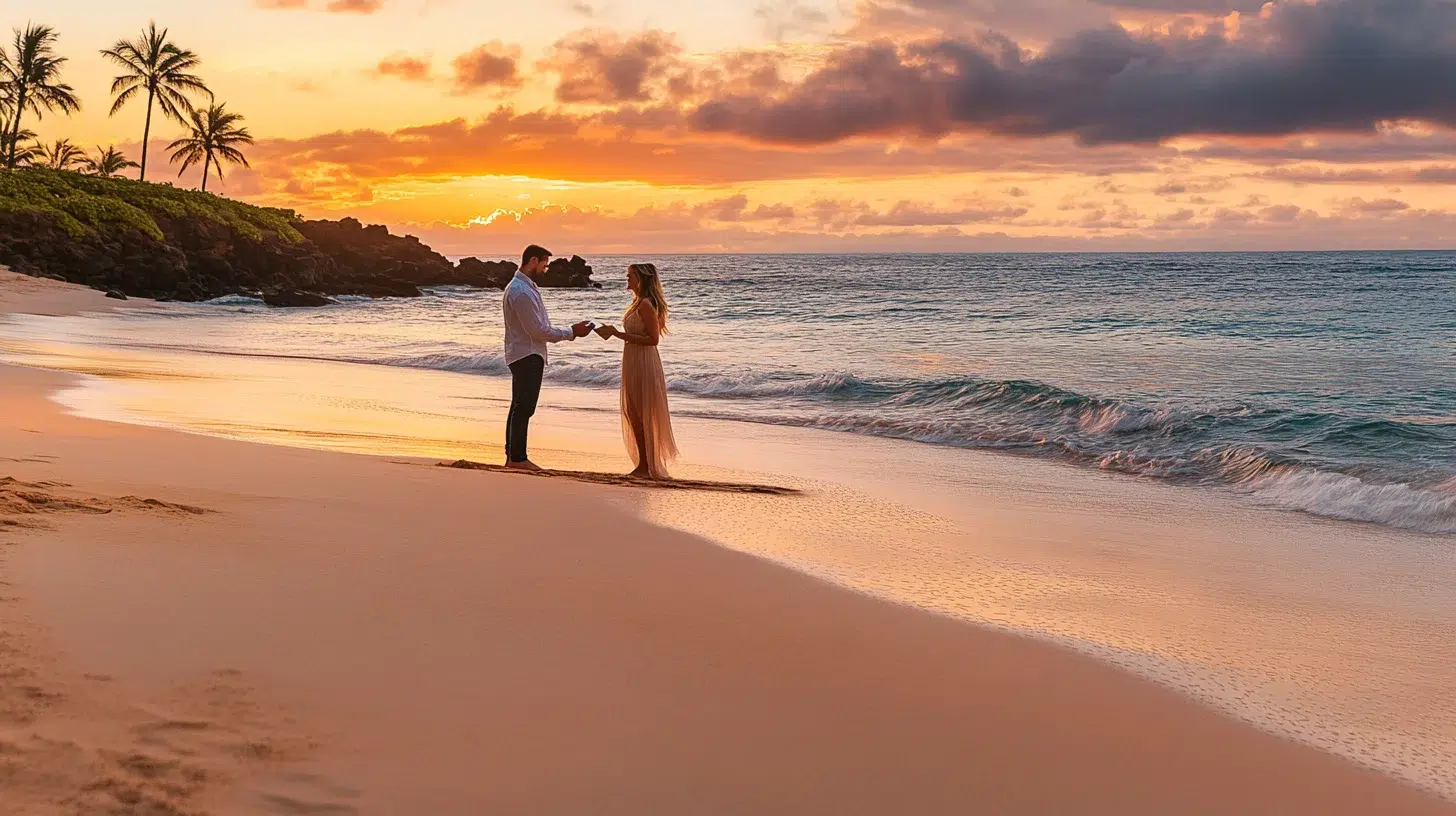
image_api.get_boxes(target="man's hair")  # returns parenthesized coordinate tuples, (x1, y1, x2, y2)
(522, 245, 552, 268)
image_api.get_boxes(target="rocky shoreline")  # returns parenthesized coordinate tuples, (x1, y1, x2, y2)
(0, 170, 598, 306)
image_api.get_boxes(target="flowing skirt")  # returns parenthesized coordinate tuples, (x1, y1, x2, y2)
(621, 344, 678, 478)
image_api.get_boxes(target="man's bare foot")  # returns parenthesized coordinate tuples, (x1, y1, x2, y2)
(505, 460, 545, 472)
(626, 468, 653, 480)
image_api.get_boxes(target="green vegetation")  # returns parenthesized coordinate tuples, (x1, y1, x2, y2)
(81, 145, 140, 177)
(37, 137, 84, 170)
(0, 166, 302, 243)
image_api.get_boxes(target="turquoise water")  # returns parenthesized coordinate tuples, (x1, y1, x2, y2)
(27, 251, 1456, 532)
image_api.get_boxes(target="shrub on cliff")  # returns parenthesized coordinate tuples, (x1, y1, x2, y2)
(0, 166, 302, 243)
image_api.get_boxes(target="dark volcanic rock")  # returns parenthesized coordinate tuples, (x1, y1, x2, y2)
(105, 289, 128, 300)
(330, 274, 423, 299)
(440, 254, 598, 290)
(539, 255, 599, 288)
(0, 210, 197, 300)
(454, 257, 517, 289)
(295, 218, 452, 293)
(264, 290, 335, 308)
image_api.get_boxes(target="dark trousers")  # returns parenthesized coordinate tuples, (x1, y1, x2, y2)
(506, 354, 545, 463)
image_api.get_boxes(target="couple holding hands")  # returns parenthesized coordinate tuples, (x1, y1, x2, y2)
(501, 244, 677, 480)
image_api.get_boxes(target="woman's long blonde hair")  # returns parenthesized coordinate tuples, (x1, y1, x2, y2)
(628, 263, 670, 332)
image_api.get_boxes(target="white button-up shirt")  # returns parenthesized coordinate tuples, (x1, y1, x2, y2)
(502, 271, 574, 366)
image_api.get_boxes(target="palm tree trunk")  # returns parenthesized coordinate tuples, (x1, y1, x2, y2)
(139, 86, 156, 182)
(6, 87, 28, 168)
(201, 152, 211, 193)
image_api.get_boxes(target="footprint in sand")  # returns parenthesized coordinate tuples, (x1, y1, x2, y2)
(0, 477, 211, 531)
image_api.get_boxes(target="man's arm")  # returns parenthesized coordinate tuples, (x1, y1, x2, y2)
(507, 288, 576, 343)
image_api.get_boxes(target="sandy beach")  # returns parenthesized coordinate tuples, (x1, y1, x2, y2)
(1, 271, 1453, 814)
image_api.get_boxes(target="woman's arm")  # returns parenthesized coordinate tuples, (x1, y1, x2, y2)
(605, 303, 661, 346)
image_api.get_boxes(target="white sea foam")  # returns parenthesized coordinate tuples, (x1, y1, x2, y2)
(200, 294, 263, 306)
(1244, 468, 1456, 535)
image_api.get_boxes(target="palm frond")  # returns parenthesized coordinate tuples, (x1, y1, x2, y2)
(2, 23, 81, 165)
(167, 103, 254, 189)
(102, 21, 210, 138)
(108, 84, 141, 116)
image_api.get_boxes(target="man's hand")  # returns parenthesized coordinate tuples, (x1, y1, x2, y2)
(571, 320, 593, 338)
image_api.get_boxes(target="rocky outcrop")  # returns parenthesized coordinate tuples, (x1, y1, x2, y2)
(0, 209, 263, 302)
(540, 255, 602, 289)
(293, 218, 453, 297)
(453, 257, 517, 289)
(0, 206, 598, 304)
(263, 290, 336, 308)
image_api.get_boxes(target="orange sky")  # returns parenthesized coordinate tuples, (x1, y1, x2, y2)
(17, 0, 1456, 252)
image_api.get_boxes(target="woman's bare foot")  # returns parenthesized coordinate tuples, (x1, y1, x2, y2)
(505, 460, 545, 472)
(627, 467, 652, 479)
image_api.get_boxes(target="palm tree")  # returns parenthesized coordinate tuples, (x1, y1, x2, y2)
(39, 137, 84, 171)
(8, 131, 42, 167)
(101, 22, 209, 182)
(81, 145, 139, 177)
(168, 104, 252, 193)
(2, 24, 81, 169)
(0, 49, 13, 145)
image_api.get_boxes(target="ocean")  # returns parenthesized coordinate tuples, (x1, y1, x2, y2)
(23, 251, 1456, 533)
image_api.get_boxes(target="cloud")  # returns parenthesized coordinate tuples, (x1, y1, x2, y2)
(326, 0, 383, 12)
(259, 0, 383, 11)
(453, 42, 524, 92)
(1094, 0, 1266, 10)
(1259, 204, 1307, 222)
(852, 0, 1113, 41)
(693, 0, 1456, 146)
(375, 54, 431, 82)
(1260, 165, 1456, 185)
(855, 200, 1028, 226)
(244, 107, 1169, 195)
(689, 195, 800, 222)
(756, 0, 832, 41)
(322, 194, 1456, 256)
(1338, 197, 1412, 216)
(1152, 176, 1231, 196)
(541, 29, 686, 104)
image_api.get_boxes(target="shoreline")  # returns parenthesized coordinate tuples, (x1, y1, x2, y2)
(2, 272, 1455, 812)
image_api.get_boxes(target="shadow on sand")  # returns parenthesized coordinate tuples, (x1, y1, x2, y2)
(438, 460, 800, 496)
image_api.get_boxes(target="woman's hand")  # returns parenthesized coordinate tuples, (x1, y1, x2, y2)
(595, 324, 617, 339)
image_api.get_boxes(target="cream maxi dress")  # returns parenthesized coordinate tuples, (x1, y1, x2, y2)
(620, 302, 678, 478)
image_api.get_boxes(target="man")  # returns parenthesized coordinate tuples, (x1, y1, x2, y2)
(502, 244, 593, 471)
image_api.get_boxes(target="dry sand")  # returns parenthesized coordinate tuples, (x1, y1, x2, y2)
(0, 268, 152, 318)
(2, 271, 1453, 814)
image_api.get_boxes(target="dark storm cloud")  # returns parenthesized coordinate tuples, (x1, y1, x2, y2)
(692, 0, 1456, 146)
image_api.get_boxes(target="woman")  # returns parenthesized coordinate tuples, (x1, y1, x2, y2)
(596, 263, 679, 479)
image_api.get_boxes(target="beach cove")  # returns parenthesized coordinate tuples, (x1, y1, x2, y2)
(1, 271, 1454, 813)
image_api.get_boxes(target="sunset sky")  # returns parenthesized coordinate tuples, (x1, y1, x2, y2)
(15, 0, 1456, 253)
